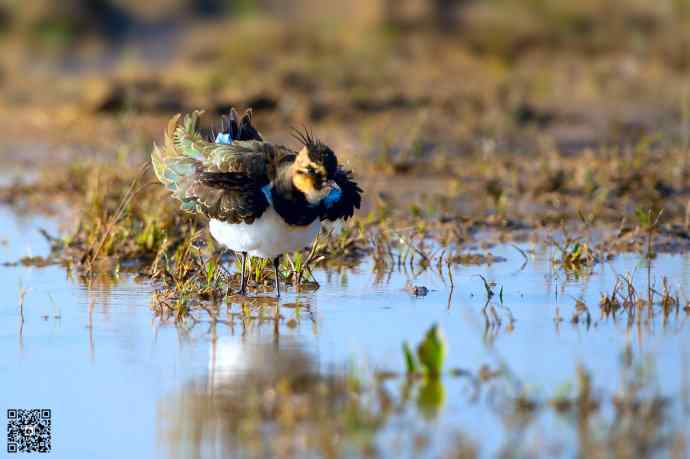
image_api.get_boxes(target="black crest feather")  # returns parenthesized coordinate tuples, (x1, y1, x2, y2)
(290, 126, 319, 148)
(290, 126, 337, 177)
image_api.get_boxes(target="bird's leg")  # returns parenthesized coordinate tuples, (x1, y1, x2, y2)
(273, 255, 282, 297)
(239, 251, 248, 295)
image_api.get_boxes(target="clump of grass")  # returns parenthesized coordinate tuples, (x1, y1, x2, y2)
(599, 286, 623, 318)
(284, 238, 323, 290)
(150, 230, 227, 319)
(596, 272, 684, 328)
(15, 159, 202, 278)
(550, 233, 596, 275)
(634, 206, 664, 259)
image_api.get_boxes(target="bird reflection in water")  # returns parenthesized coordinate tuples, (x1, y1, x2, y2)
(157, 340, 355, 459)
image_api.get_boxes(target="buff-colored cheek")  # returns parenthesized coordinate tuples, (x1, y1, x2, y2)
(293, 174, 315, 196)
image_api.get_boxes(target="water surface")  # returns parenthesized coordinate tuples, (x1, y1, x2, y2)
(1, 204, 689, 458)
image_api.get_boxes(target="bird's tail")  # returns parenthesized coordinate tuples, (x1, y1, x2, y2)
(150, 111, 208, 212)
(214, 108, 263, 144)
(151, 108, 264, 213)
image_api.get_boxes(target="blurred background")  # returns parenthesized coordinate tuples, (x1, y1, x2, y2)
(3, 0, 690, 151)
(1, 0, 690, 223)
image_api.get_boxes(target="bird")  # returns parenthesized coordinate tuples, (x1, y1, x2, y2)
(151, 108, 362, 296)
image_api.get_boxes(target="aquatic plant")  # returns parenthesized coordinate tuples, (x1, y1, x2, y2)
(634, 206, 663, 259)
(550, 233, 595, 275)
(403, 324, 446, 379)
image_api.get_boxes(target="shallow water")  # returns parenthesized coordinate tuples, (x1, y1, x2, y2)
(1, 204, 689, 458)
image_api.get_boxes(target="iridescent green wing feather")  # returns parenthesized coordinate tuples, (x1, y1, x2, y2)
(151, 111, 293, 223)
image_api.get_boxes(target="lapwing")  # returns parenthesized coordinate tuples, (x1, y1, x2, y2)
(151, 109, 362, 296)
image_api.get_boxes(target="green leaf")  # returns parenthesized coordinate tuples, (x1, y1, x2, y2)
(416, 324, 445, 379)
(635, 207, 650, 227)
(403, 342, 418, 374)
(206, 258, 217, 287)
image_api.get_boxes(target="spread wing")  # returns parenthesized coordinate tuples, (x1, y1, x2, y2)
(151, 110, 294, 223)
(321, 167, 362, 221)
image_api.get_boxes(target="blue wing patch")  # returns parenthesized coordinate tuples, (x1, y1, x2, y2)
(322, 186, 342, 209)
(215, 133, 233, 145)
(261, 184, 273, 205)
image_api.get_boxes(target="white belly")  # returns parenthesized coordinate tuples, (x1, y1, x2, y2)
(209, 207, 320, 259)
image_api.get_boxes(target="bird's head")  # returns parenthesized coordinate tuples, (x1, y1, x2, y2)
(290, 129, 341, 205)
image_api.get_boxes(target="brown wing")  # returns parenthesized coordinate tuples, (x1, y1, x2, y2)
(187, 141, 295, 223)
(190, 169, 270, 224)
